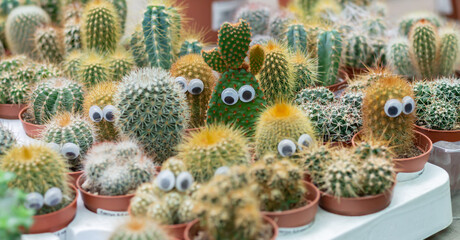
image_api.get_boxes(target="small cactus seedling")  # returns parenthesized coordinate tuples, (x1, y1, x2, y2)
(109, 217, 173, 240)
(0, 124, 15, 156)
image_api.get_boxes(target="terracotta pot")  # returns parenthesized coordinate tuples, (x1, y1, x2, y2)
(0, 104, 26, 119)
(67, 171, 83, 187)
(184, 216, 278, 240)
(77, 175, 134, 213)
(26, 185, 78, 234)
(319, 185, 395, 216)
(278, 0, 290, 7)
(303, 172, 312, 183)
(414, 124, 460, 143)
(340, 67, 368, 80)
(19, 107, 45, 139)
(352, 130, 432, 173)
(263, 181, 319, 228)
(164, 222, 189, 240)
(326, 79, 348, 92)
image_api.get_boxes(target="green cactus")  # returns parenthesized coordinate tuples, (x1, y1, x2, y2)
(78, 51, 110, 87)
(108, 48, 134, 81)
(177, 124, 250, 183)
(34, 26, 65, 64)
(438, 27, 459, 77)
(64, 18, 82, 52)
(410, 20, 438, 79)
(9, 81, 28, 104)
(0, 55, 26, 75)
(286, 23, 307, 53)
(115, 67, 190, 163)
(269, 11, 291, 40)
(178, 38, 203, 57)
(62, 51, 82, 79)
(31, 77, 85, 125)
(317, 29, 342, 86)
(5, 5, 50, 58)
(398, 12, 441, 36)
(338, 0, 376, 6)
(0, 0, 19, 15)
(295, 86, 334, 105)
(82, 0, 119, 53)
(362, 17, 386, 37)
(353, 140, 394, 161)
(292, 52, 318, 92)
(388, 38, 413, 76)
(0, 124, 15, 156)
(235, 4, 270, 35)
(129, 26, 149, 68)
(296, 0, 319, 14)
(108, 0, 127, 34)
(109, 218, 172, 240)
(249, 44, 264, 75)
(422, 101, 457, 130)
(359, 156, 395, 195)
(321, 150, 361, 197)
(39, 0, 62, 23)
(62, 1, 82, 22)
(434, 78, 460, 106)
(342, 32, 372, 69)
(301, 143, 334, 184)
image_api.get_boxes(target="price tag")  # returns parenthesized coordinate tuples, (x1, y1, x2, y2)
(53, 227, 67, 240)
(278, 222, 314, 236)
(96, 208, 129, 217)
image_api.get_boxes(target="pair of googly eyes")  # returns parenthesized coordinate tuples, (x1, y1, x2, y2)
(221, 85, 256, 105)
(89, 105, 116, 123)
(277, 134, 313, 157)
(48, 142, 80, 160)
(384, 96, 415, 118)
(156, 170, 194, 192)
(25, 187, 63, 210)
(175, 77, 204, 95)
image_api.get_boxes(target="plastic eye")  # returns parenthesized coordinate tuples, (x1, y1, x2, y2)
(25, 192, 44, 210)
(215, 166, 230, 176)
(402, 96, 415, 115)
(187, 79, 204, 95)
(89, 106, 103, 122)
(174, 77, 188, 93)
(61, 143, 80, 160)
(277, 139, 296, 157)
(298, 134, 313, 150)
(44, 187, 63, 206)
(156, 170, 175, 191)
(47, 142, 60, 152)
(221, 88, 238, 105)
(238, 85, 256, 102)
(175, 172, 194, 192)
(384, 99, 403, 118)
(103, 105, 116, 122)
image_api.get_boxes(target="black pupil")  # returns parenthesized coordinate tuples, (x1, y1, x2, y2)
(302, 141, 309, 147)
(388, 106, 398, 116)
(404, 103, 412, 113)
(29, 203, 40, 209)
(282, 146, 293, 156)
(93, 112, 101, 121)
(178, 82, 185, 89)
(66, 152, 76, 158)
(242, 91, 252, 100)
(224, 96, 235, 104)
(49, 198, 59, 206)
(192, 87, 202, 94)
(105, 111, 114, 120)
(160, 179, 170, 189)
(180, 180, 189, 190)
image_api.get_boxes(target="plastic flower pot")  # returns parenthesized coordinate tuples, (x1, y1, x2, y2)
(67, 170, 83, 187)
(19, 106, 45, 139)
(0, 103, 26, 119)
(414, 124, 460, 143)
(326, 78, 348, 92)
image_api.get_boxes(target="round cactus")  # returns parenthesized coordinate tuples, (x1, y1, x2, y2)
(62, 51, 82, 80)
(295, 86, 334, 105)
(34, 26, 65, 64)
(423, 101, 457, 130)
(109, 217, 172, 240)
(0, 124, 15, 156)
(321, 150, 360, 198)
(108, 48, 134, 81)
(301, 143, 335, 184)
(291, 51, 318, 92)
(353, 139, 394, 161)
(235, 3, 270, 36)
(9, 81, 28, 104)
(360, 156, 395, 195)
(115, 67, 190, 163)
(78, 51, 110, 87)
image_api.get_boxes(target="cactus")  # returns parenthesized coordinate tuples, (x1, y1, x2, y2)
(353, 139, 394, 161)
(295, 86, 334, 105)
(269, 11, 292, 40)
(362, 17, 386, 37)
(64, 18, 82, 52)
(129, 26, 149, 68)
(255, 102, 316, 158)
(296, 0, 319, 15)
(39, 0, 62, 23)
(83, 81, 119, 141)
(0, 144, 71, 215)
(317, 29, 342, 86)
(438, 27, 460, 76)
(321, 149, 361, 197)
(9, 81, 28, 104)
(82, 140, 155, 196)
(109, 217, 172, 240)
(410, 20, 438, 79)
(178, 38, 203, 57)
(292, 52, 318, 92)
(360, 156, 395, 195)
(108, 48, 134, 81)
(398, 12, 441, 36)
(177, 124, 250, 183)
(34, 26, 65, 64)
(115, 67, 189, 163)
(81, 0, 119, 53)
(362, 74, 415, 155)
(235, 3, 270, 36)
(0, 55, 26, 75)
(30, 77, 85, 125)
(259, 41, 294, 103)
(170, 54, 215, 127)
(342, 32, 372, 69)
(5, 6, 50, 57)
(286, 23, 308, 53)
(108, 0, 127, 34)
(0, 0, 19, 15)
(434, 78, 460, 106)
(249, 44, 264, 75)
(387, 38, 413, 76)
(0, 124, 15, 156)
(78, 51, 110, 87)
(422, 101, 457, 130)
(301, 143, 334, 184)
(62, 1, 82, 22)
(62, 51, 82, 79)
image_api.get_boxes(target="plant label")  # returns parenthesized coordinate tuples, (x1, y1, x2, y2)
(96, 208, 129, 217)
(53, 227, 67, 240)
(278, 221, 314, 236)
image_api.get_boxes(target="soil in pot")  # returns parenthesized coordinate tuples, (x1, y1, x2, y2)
(0, 104, 27, 119)
(19, 107, 45, 138)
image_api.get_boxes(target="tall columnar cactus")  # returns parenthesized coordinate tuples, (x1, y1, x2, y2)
(398, 12, 441, 37)
(5, 6, 50, 57)
(362, 74, 416, 154)
(387, 38, 413, 76)
(108, 0, 127, 34)
(31, 77, 85, 125)
(78, 51, 110, 87)
(438, 27, 460, 77)
(292, 52, 318, 92)
(259, 41, 294, 103)
(234, 4, 270, 36)
(286, 23, 308, 53)
(255, 103, 316, 158)
(170, 54, 215, 127)
(82, 140, 155, 196)
(64, 18, 81, 52)
(203, 19, 267, 136)
(108, 48, 134, 81)
(249, 44, 264, 75)
(410, 20, 438, 79)
(109, 218, 172, 240)
(83, 81, 119, 141)
(115, 68, 190, 163)
(34, 26, 65, 64)
(0, 144, 71, 215)
(0, 124, 15, 156)
(62, 51, 82, 80)
(342, 32, 372, 69)
(81, 0, 119, 53)
(39, 0, 62, 23)
(129, 26, 149, 68)
(177, 124, 250, 183)
(317, 29, 342, 86)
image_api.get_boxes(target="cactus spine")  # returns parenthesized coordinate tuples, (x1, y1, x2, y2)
(108, 0, 127, 34)
(438, 27, 459, 76)
(286, 23, 307, 53)
(387, 38, 413, 76)
(108, 48, 134, 81)
(78, 51, 110, 87)
(249, 44, 265, 75)
(178, 38, 203, 57)
(34, 26, 65, 64)
(317, 29, 342, 86)
(129, 26, 149, 68)
(410, 20, 438, 79)
(292, 52, 318, 92)
(234, 4, 270, 35)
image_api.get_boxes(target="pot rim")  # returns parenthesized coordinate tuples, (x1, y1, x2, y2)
(18, 106, 40, 127)
(319, 183, 395, 201)
(163, 221, 192, 229)
(33, 184, 78, 219)
(0, 103, 27, 107)
(76, 174, 135, 200)
(68, 170, 84, 175)
(414, 124, 460, 134)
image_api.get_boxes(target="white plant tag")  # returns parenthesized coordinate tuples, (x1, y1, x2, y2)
(96, 208, 129, 217)
(278, 222, 314, 236)
(53, 227, 67, 240)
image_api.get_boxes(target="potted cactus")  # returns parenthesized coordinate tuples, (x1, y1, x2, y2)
(0, 124, 15, 157)
(0, 56, 28, 119)
(0, 144, 78, 233)
(78, 140, 156, 213)
(130, 157, 196, 238)
(109, 217, 176, 240)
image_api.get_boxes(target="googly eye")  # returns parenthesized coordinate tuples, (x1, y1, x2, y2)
(277, 139, 296, 157)
(298, 134, 313, 150)
(47, 142, 60, 152)
(156, 170, 175, 191)
(384, 99, 403, 118)
(402, 96, 415, 114)
(175, 172, 194, 192)
(187, 79, 204, 95)
(44, 187, 63, 206)
(221, 88, 238, 105)
(238, 85, 256, 102)
(102, 105, 116, 122)
(215, 166, 230, 176)
(89, 105, 103, 122)
(61, 143, 80, 160)
(174, 77, 188, 93)
(25, 192, 44, 210)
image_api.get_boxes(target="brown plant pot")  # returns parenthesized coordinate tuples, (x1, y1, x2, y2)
(67, 171, 83, 187)
(19, 107, 45, 139)
(263, 181, 319, 228)
(77, 175, 134, 213)
(326, 79, 348, 92)
(352, 130, 432, 173)
(26, 185, 78, 234)
(319, 185, 395, 216)
(341, 67, 368, 80)
(303, 172, 312, 183)
(184, 216, 278, 240)
(0, 103, 27, 119)
(414, 124, 460, 143)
